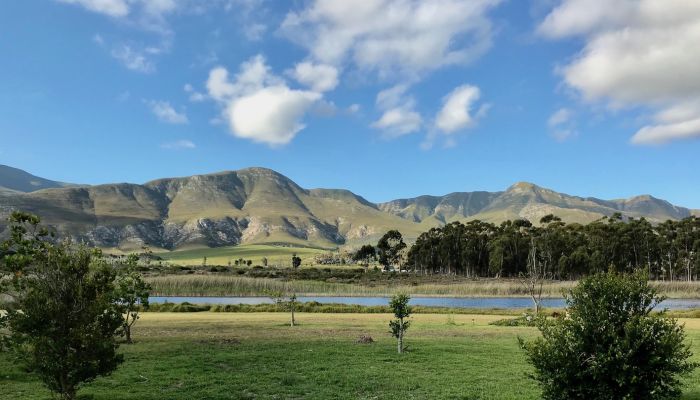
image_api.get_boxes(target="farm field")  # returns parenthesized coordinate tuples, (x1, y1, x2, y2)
(156, 244, 329, 267)
(3, 312, 700, 399)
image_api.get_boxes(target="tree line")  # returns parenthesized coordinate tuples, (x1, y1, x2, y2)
(360, 213, 700, 280)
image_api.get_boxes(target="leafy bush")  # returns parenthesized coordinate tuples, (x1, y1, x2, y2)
(1, 212, 124, 400)
(520, 271, 697, 399)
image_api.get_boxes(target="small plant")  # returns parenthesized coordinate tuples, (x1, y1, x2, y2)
(389, 293, 411, 354)
(355, 335, 374, 344)
(269, 290, 298, 326)
(520, 271, 697, 399)
(114, 254, 151, 344)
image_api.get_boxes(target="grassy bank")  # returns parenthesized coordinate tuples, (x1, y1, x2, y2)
(145, 274, 700, 298)
(2, 312, 700, 399)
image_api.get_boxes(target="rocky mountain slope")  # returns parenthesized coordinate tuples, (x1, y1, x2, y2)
(380, 182, 692, 225)
(0, 166, 694, 250)
(0, 167, 421, 250)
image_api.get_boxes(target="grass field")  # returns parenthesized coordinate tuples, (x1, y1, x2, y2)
(156, 244, 329, 267)
(3, 312, 700, 399)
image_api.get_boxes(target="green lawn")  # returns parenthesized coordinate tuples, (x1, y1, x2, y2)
(3, 313, 700, 399)
(157, 244, 329, 267)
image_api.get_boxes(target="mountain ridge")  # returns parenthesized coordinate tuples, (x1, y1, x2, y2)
(0, 166, 694, 250)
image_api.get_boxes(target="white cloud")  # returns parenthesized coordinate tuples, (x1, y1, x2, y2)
(206, 55, 283, 101)
(244, 23, 267, 41)
(539, 0, 700, 145)
(161, 139, 196, 150)
(372, 108, 422, 137)
(347, 104, 360, 114)
(371, 84, 422, 137)
(547, 108, 576, 142)
(146, 100, 188, 124)
(631, 117, 700, 145)
(280, 0, 503, 77)
(184, 83, 206, 102)
(289, 62, 339, 92)
(547, 108, 572, 127)
(57, 0, 129, 17)
(435, 84, 482, 133)
(228, 86, 321, 145)
(110, 45, 155, 73)
(205, 55, 322, 146)
(92, 33, 104, 45)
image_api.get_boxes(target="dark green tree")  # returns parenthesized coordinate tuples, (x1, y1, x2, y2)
(291, 253, 302, 269)
(389, 293, 411, 354)
(520, 271, 697, 399)
(1, 212, 124, 400)
(377, 230, 406, 271)
(353, 244, 376, 269)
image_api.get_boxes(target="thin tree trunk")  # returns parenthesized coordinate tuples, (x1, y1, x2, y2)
(291, 305, 295, 327)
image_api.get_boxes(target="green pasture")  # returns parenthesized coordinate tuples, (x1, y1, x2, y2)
(3, 312, 700, 399)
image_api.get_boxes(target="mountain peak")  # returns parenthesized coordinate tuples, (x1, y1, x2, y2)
(507, 181, 540, 192)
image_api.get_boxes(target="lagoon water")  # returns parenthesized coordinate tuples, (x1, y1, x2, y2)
(150, 296, 700, 310)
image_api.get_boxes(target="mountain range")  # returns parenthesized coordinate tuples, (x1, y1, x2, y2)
(0, 164, 697, 251)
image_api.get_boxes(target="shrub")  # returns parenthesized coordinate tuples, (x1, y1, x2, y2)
(520, 271, 697, 399)
(1, 212, 123, 400)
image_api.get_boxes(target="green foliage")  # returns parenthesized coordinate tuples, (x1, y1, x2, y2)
(114, 254, 151, 343)
(377, 230, 406, 271)
(389, 293, 411, 353)
(520, 271, 697, 400)
(1, 213, 123, 400)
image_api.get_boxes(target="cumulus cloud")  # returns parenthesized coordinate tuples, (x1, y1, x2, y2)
(205, 55, 323, 146)
(539, 0, 700, 145)
(289, 62, 339, 93)
(280, 0, 503, 77)
(435, 84, 483, 133)
(161, 139, 196, 150)
(371, 84, 422, 137)
(228, 87, 321, 145)
(146, 100, 188, 124)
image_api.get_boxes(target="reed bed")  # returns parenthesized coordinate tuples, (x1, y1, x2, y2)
(146, 275, 700, 298)
(145, 275, 575, 297)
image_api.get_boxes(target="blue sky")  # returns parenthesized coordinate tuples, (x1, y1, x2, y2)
(1, 0, 699, 207)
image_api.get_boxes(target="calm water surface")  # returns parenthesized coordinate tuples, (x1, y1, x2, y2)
(150, 296, 700, 310)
